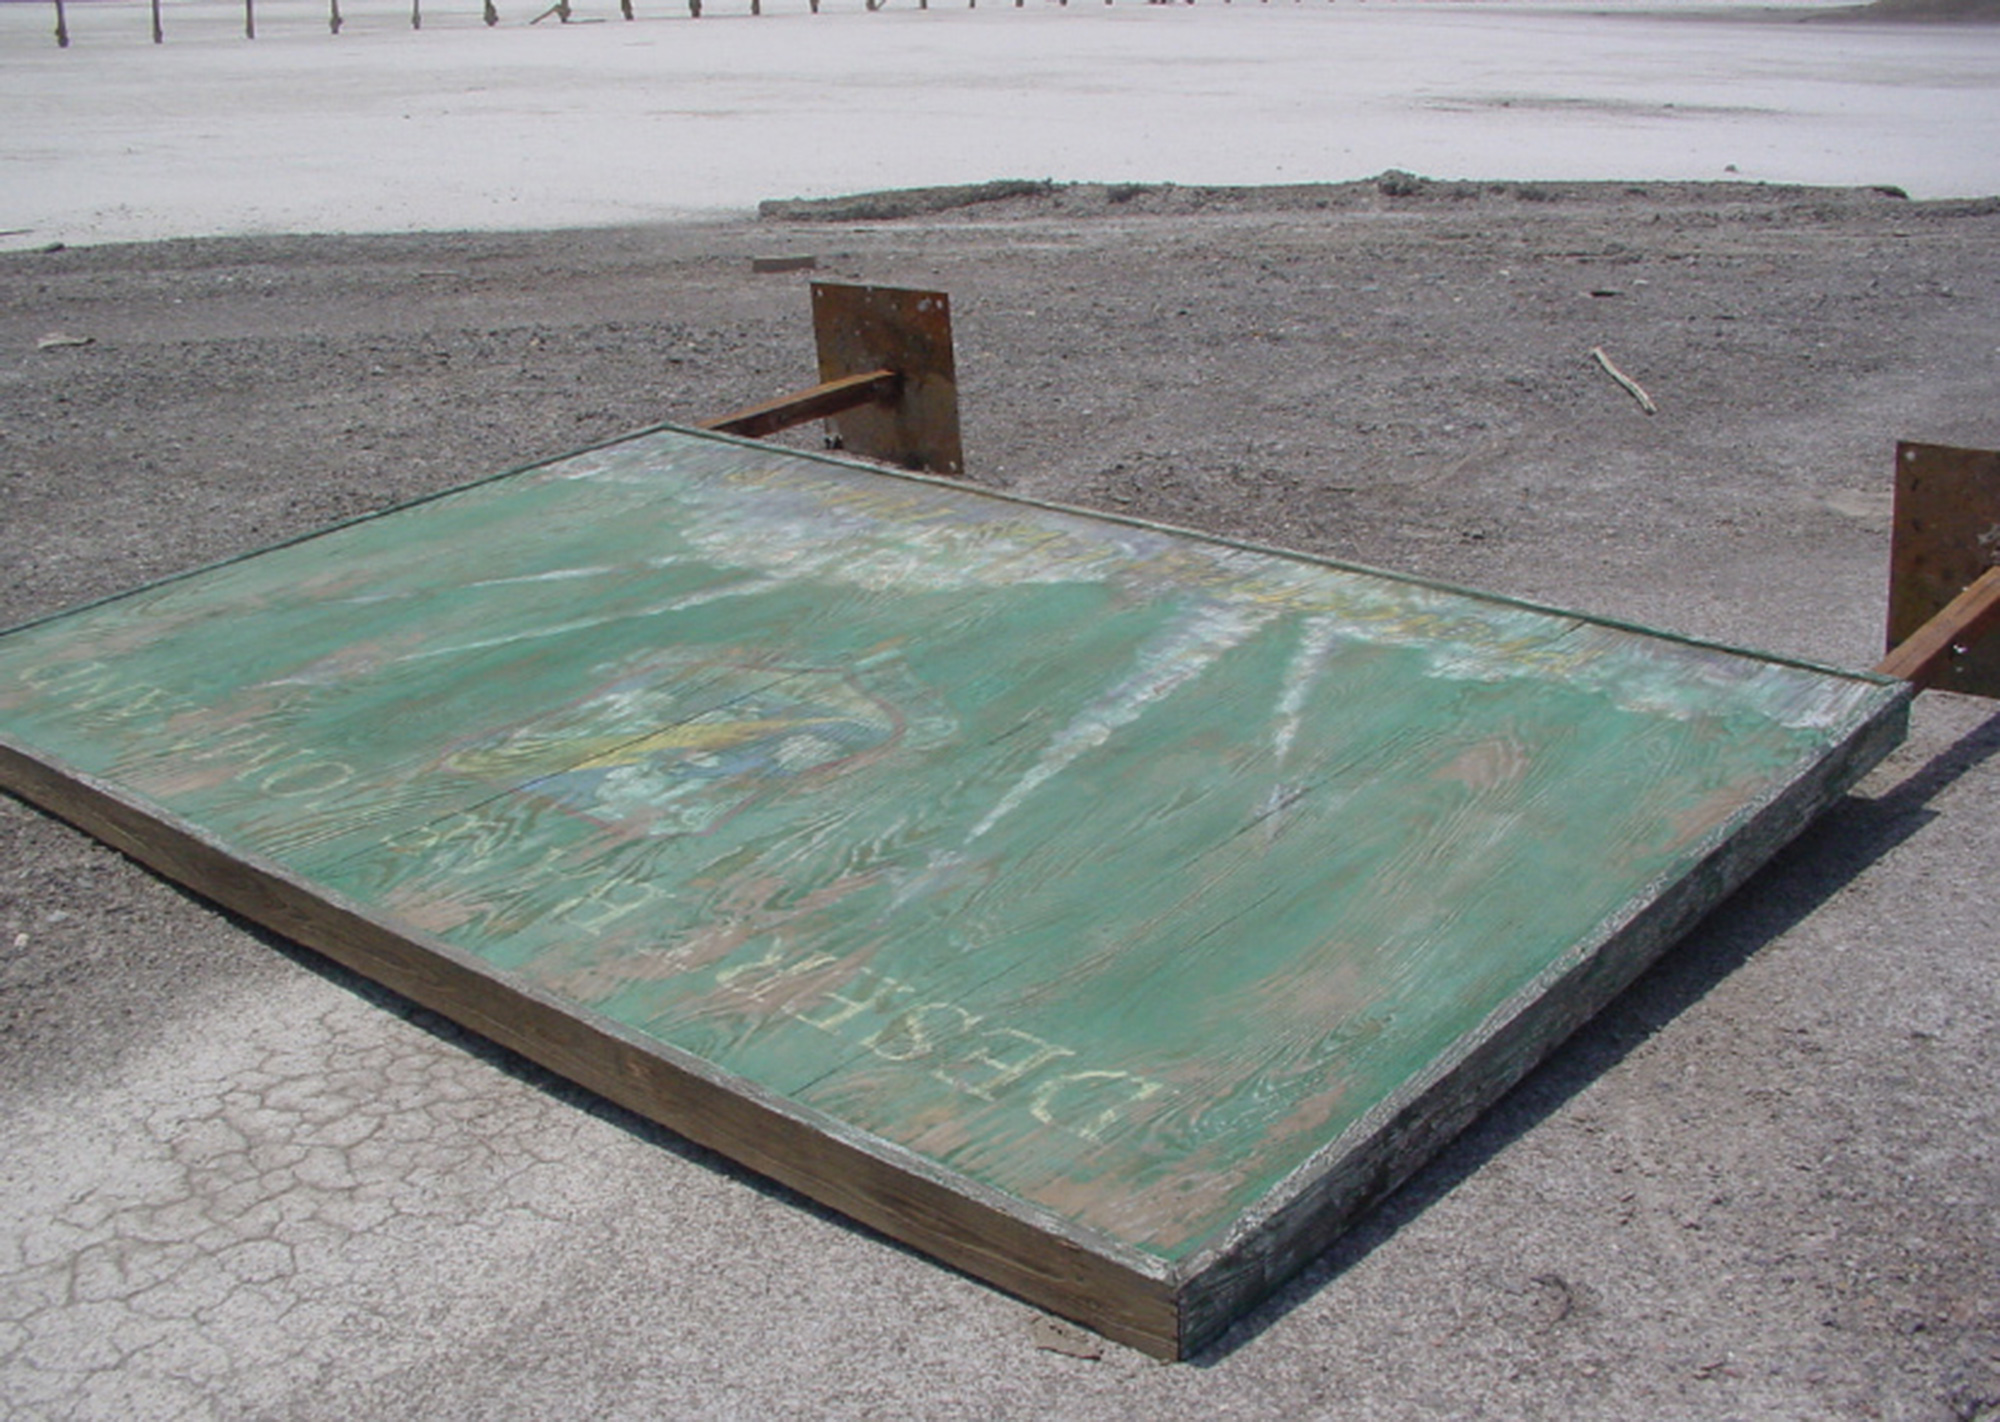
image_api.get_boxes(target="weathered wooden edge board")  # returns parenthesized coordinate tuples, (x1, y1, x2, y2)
(0, 734, 1184, 1355)
(1171, 695, 1907, 1353)
(0, 423, 1915, 1358)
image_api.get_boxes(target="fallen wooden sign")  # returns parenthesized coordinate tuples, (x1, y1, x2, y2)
(0, 288, 1988, 1358)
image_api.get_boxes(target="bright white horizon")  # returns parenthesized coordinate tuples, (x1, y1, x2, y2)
(3, 0, 1996, 249)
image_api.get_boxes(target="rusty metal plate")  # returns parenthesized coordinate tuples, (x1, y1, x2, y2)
(813, 281, 964, 477)
(1887, 441, 2000, 699)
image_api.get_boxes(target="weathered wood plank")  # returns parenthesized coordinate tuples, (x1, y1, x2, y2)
(0, 424, 1908, 1357)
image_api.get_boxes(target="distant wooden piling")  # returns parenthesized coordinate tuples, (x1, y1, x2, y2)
(21, 0, 1330, 48)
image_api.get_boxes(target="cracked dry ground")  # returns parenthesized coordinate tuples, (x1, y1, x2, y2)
(1, 971, 637, 1417)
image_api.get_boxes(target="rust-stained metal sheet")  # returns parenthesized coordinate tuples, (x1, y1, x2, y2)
(1887, 441, 2000, 699)
(812, 281, 963, 476)
(0, 424, 1908, 1356)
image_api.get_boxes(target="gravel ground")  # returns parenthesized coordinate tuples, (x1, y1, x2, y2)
(2, 179, 1998, 1419)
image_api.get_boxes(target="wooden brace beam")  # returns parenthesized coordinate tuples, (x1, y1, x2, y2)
(1875, 564, 2000, 689)
(700, 368, 901, 441)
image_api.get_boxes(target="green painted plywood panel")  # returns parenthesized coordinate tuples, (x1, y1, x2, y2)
(0, 425, 1909, 1355)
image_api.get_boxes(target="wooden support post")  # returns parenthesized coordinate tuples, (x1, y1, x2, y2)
(152, 0, 164, 41)
(244, 0, 255, 37)
(484, 0, 499, 21)
(1876, 566, 2000, 690)
(52, 0, 68, 47)
(701, 370, 901, 441)
(328, 0, 342, 32)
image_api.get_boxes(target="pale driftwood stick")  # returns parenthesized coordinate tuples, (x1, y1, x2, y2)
(1590, 346, 1657, 415)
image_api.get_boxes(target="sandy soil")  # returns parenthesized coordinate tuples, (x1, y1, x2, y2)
(2, 180, 1999, 1417)
(7, 179, 1996, 648)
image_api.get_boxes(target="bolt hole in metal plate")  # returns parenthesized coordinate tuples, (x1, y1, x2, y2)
(1887, 441, 2000, 699)
(0, 426, 1906, 1356)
